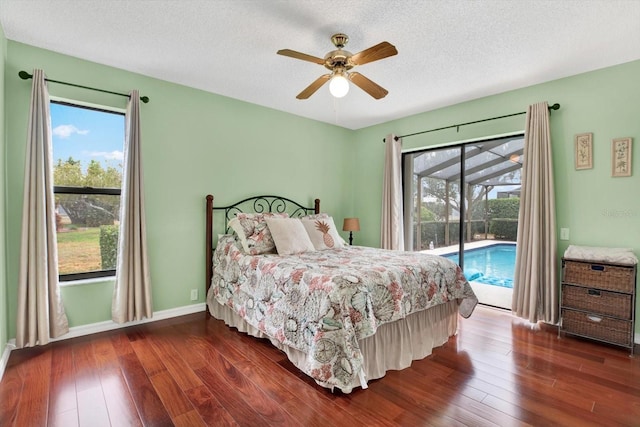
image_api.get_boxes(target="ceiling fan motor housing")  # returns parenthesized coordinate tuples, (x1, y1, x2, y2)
(324, 50, 353, 71)
(325, 33, 354, 71)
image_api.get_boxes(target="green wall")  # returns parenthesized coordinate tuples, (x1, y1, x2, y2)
(4, 41, 353, 335)
(0, 25, 7, 357)
(2, 38, 639, 340)
(353, 59, 640, 333)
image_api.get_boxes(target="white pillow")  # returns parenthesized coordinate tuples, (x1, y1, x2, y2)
(301, 216, 344, 250)
(265, 217, 315, 255)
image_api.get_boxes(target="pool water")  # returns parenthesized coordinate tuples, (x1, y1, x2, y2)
(443, 244, 516, 288)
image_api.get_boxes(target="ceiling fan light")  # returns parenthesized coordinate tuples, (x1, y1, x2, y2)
(329, 74, 349, 98)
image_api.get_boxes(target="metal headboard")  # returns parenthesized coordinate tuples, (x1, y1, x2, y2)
(211, 194, 320, 233)
(205, 194, 320, 308)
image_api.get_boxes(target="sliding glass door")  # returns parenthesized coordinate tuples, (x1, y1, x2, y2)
(403, 134, 524, 308)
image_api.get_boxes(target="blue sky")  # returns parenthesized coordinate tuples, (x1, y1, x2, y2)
(50, 102, 125, 173)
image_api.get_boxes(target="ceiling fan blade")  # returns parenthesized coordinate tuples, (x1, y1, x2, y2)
(348, 72, 389, 99)
(277, 49, 325, 65)
(350, 41, 398, 66)
(296, 74, 331, 99)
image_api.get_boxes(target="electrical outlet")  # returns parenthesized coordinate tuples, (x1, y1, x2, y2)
(560, 228, 570, 241)
(190, 289, 198, 301)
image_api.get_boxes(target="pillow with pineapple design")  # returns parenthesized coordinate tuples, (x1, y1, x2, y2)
(301, 216, 344, 250)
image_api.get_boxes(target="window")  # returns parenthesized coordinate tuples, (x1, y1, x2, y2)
(403, 134, 524, 254)
(51, 101, 125, 281)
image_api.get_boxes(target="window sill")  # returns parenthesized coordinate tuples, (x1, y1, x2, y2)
(59, 277, 115, 287)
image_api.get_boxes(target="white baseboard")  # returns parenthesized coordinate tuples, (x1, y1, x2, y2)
(53, 302, 207, 342)
(0, 340, 16, 381)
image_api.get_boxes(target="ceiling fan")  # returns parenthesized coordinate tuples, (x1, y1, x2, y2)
(277, 33, 398, 100)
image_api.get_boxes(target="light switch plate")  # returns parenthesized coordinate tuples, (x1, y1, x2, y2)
(560, 228, 570, 240)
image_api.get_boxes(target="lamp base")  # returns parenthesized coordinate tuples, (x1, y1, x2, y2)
(348, 232, 353, 246)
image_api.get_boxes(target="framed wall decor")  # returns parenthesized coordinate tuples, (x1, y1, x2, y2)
(611, 137, 632, 177)
(574, 133, 593, 170)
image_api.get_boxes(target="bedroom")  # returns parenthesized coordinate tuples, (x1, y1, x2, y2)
(0, 1, 639, 425)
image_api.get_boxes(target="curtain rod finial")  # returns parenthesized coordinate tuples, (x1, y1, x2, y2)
(18, 70, 32, 80)
(550, 103, 560, 110)
(382, 135, 400, 143)
(140, 96, 150, 104)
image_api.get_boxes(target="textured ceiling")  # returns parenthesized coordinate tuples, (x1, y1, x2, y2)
(1, 0, 640, 130)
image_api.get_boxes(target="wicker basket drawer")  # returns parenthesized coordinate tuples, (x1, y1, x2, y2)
(562, 284, 632, 319)
(561, 308, 632, 347)
(563, 260, 635, 293)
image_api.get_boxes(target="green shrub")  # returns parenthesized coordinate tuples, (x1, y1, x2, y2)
(487, 198, 520, 219)
(489, 218, 518, 240)
(100, 225, 119, 269)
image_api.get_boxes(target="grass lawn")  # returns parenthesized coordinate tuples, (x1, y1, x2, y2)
(57, 227, 101, 274)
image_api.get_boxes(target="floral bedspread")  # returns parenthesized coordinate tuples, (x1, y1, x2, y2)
(210, 235, 477, 391)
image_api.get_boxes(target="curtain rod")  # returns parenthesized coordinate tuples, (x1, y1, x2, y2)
(18, 70, 150, 104)
(383, 103, 560, 142)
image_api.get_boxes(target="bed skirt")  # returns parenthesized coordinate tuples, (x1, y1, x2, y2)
(207, 299, 459, 393)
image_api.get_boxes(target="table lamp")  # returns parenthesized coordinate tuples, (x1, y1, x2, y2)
(342, 218, 360, 245)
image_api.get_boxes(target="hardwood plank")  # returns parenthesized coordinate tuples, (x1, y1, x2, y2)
(172, 409, 207, 427)
(0, 367, 23, 426)
(118, 351, 173, 426)
(592, 399, 640, 425)
(370, 378, 460, 427)
(130, 337, 167, 377)
(109, 331, 134, 357)
(77, 386, 110, 427)
(48, 408, 79, 427)
(92, 335, 120, 371)
(184, 385, 239, 426)
(73, 340, 101, 393)
(146, 333, 204, 391)
(193, 365, 272, 426)
(385, 369, 517, 427)
(191, 343, 302, 425)
(13, 349, 51, 427)
(48, 342, 77, 421)
(100, 367, 143, 427)
(149, 371, 194, 418)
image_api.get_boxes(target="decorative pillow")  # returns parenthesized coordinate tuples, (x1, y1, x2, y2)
(300, 212, 330, 220)
(232, 212, 289, 255)
(228, 217, 249, 251)
(301, 216, 345, 250)
(265, 217, 315, 255)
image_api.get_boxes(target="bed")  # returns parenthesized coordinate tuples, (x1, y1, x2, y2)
(205, 194, 477, 393)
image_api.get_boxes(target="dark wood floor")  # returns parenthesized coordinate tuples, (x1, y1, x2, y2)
(1, 305, 639, 426)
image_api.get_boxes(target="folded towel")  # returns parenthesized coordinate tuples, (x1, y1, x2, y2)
(564, 245, 638, 265)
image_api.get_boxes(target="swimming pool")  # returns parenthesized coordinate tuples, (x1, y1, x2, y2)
(443, 243, 516, 288)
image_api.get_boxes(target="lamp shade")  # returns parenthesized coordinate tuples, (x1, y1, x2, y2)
(342, 217, 360, 232)
(329, 74, 349, 98)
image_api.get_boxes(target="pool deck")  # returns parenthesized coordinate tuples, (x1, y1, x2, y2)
(420, 239, 516, 256)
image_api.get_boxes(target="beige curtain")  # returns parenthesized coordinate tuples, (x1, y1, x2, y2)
(16, 69, 69, 348)
(512, 102, 558, 323)
(112, 90, 152, 323)
(381, 134, 404, 250)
